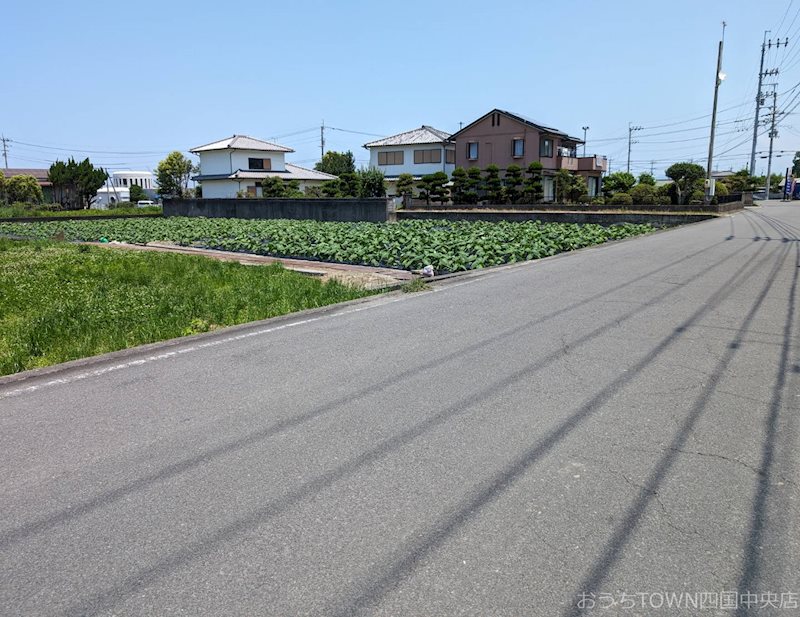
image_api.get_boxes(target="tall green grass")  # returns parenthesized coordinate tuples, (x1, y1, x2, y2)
(0, 239, 373, 376)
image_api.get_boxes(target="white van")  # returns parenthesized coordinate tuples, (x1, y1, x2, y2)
(137, 200, 155, 207)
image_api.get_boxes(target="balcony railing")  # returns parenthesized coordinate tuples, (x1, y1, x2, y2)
(557, 155, 579, 171)
(577, 155, 608, 172)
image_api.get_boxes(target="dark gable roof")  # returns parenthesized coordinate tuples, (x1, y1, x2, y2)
(450, 109, 583, 143)
(2, 168, 50, 181)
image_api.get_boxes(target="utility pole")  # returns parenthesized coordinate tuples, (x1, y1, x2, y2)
(627, 123, 642, 173)
(750, 31, 786, 174)
(706, 21, 726, 204)
(765, 87, 778, 198)
(581, 126, 589, 157)
(0, 135, 9, 169)
(320, 120, 325, 160)
(650, 160, 655, 176)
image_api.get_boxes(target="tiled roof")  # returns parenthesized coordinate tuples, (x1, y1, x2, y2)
(498, 110, 568, 137)
(2, 168, 50, 181)
(450, 109, 582, 143)
(363, 125, 452, 148)
(190, 134, 294, 153)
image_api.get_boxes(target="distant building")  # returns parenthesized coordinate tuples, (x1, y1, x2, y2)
(94, 186, 131, 208)
(92, 170, 157, 208)
(2, 168, 53, 202)
(111, 171, 156, 192)
(190, 134, 337, 198)
(449, 109, 608, 199)
(364, 126, 455, 195)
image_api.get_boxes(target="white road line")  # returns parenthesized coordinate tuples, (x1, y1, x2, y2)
(0, 295, 405, 401)
(0, 231, 658, 401)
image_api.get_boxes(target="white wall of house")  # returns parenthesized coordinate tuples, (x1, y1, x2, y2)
(198, 149, 287, 175)
(112, 171, 156, 190)
(202, 180, 239, 198)
(200, 178, 328, 199)
(368, 144, 455, 179)
(93, 187, 130, 208)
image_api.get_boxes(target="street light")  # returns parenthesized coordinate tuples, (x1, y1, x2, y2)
(582, 126, 589, 157)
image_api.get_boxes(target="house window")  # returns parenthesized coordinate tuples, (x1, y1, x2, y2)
(248, 157, 272, 170)
(512, 138, 525, 158)
(377, 151, 404, 166)
(467, 142, 479, 160)
(414, 149, 442, 164)
(540, 138, 553, 158)
(445, 149, 455, 164)
(122, 178, 128, 186)
(246, 185, 257, 196)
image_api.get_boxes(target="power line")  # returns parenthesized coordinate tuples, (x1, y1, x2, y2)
(10, 140, 173, 155)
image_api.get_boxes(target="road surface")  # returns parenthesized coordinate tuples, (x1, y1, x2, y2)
(1, 203, 799, 616)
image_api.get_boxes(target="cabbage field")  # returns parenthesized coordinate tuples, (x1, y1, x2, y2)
(0, 218, 655, 273)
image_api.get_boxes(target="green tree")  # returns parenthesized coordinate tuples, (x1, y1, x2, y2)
(395, 173, 415, 197)
(48, 158, 107, 208)
(629, 183, 657, 205)
(637, 172, 656, 186)
(320, 179, 342, 197)
(602, 171, 636, 197)
(0, 174, 6, 204)
(464, 167, 483, 204)
(6, 175, 44, 204)
(504, 165, 524, 204)
(156, 151, 194, 198)
(338, 172, 360, 197)
(523, 162, 544, 204)
(314, 151, 355, 176)
(450, 167, 467, 204)
(356, 168, 386, 198)
(418, 171, 449, 205)
(665, 162, 706, 205)
(285, 179, 304, 197)
(792, 151, 800, 177)
(554, 169, 583, 203)
(261, 176, 287, 197)
(75, 158, 108, 208)
(129, 184, 147, 202)
(720, 169, 757, 193)
(483, 165, 504, 203)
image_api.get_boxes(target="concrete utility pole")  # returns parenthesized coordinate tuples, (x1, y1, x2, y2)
(706, 21, 726, 204)
(627, 123, 642, 173)
(750, 32, 786, 174)
(1, 135, 9, 169)
(582, 126, 589, 157)
(320, 121, 325, 160)
(765, 87, 779, 197)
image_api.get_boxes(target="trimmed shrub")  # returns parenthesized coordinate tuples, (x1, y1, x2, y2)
(629, 184, 657, 205)
(689, 190, 705, 205)
(591, 196, 606, 205)
(609, 192, 633, 206)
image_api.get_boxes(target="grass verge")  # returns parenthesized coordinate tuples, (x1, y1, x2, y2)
(0, 238, 374, 376)
(0, 205, 162, 219)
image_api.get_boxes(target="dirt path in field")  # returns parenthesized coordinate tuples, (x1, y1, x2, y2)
(84, 241, 415, 289)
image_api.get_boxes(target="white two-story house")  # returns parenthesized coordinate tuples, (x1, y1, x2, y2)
(364, 126, 455, 195)
(190, 135, 336, 198)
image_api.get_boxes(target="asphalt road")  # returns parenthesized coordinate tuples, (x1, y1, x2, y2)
(1, 203, 799, 616)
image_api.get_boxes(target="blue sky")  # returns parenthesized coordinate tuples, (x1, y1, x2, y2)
(3, 0, 799, 178)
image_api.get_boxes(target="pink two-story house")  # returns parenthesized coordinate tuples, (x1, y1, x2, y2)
(450, 109, 607, 200)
